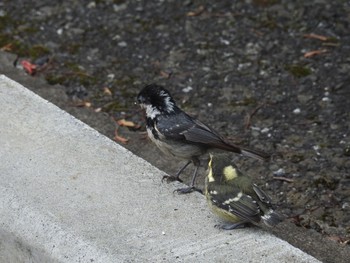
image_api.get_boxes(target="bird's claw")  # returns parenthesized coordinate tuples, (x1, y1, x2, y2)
(174, 186, 203, 195)
(162, 175, 183, 183)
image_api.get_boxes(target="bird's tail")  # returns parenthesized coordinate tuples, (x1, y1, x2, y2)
(240, 147, 271, 162)
(210, 137, 271, 161)
(261, 209, 284, 227)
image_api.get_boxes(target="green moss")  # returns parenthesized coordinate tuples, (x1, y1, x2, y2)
(230, 97, 257, 107)
(0, 32, 51, 59)
(290, 154, 305, 163)
(65, 43, 81, 54)
(114, 76, 136, 87)
(21, 26, 39, 34)
(0, 14, 21, 31)
(253, 0, 279, 6)
(0, 33, 27, 55)
(259, 15, 278, 29)
(343, 146, 350, 157)
(64, 62, 82, 71)
(102, 101, 126, 112)
(134, 17, 162, 32)
(45, 74, 67, 85)
(314, 176, 338, 190)
(45, 71, 97, 86)
(285, 64, 312, 78)
(77, 74, 97, 86)
(62, 62, 97, 85)
(325, 36, 339, 43)
(28, 45, 51, 59)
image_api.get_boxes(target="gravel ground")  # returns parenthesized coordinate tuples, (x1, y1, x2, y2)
(1, 0, 350, 262)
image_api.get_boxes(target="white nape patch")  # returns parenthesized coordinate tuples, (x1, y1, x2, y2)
(223, 165, 238, 181)
(145, 104, 161, 119)
(223, 192, 243, 204)
(164, 96, 174, 113)
(159, 90, 167, 97)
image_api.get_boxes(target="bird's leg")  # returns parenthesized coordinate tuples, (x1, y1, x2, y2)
(162, 160, 191, 183)
(174, 158, 203, 194)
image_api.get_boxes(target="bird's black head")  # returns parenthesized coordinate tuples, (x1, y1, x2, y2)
(137, 84, 177, 116)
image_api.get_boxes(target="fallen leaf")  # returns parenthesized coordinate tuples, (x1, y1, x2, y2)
(303, 33, 329, 41)
(114, 134, 129, 144)
(117, 118, 136, 127)
(1, 43, 13, 51)
(74, 101, 92, 108)
(159, 70, 172, 79)
(103, 87, 112, 96)
(187, 5, 205, 17)
(304, 49, 328, 58)
(114, 128, 129, 144)
(21, 60, 37, 75)
(327, 235, 350, 245)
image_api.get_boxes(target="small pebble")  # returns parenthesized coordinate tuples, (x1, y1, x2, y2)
(118, 41, 127, 47)
(273, 168, 285, 176)
(293, 108, 301, 114)
(182, 86, 193, 93)
(261, 127, 269, 133)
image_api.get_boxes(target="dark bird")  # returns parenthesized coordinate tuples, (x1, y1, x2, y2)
(205, 154, 283, 229)
(137, 84, 270, 194)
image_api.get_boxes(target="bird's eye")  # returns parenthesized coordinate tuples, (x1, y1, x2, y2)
(137, 96, 144, 104)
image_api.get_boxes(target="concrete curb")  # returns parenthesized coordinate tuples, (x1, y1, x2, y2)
(0, 75, 320, 262)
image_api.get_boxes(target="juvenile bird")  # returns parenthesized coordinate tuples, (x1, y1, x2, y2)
(205, 154, 283, 229)
(137, 84, 270, 194)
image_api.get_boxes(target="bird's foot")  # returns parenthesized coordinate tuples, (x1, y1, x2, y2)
(174, 186, 203, 195)
(162, 175, 183, 183)
(214, 222, 250, 230)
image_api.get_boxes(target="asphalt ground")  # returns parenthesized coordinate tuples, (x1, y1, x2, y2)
(1, 0, 350, 261)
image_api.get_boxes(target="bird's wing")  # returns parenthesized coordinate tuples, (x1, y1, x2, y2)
(156, 112, 270, 160)
(184, 118, 226, 144)
(209, 184, 261, 223)
(156, 112, 226, 146)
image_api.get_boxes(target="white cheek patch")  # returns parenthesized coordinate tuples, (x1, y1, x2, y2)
(145, 104, 161, 119)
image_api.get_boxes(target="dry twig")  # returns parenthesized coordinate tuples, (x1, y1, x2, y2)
(303, 33, 329, 41)
(273, 176, 294, 183)
(245, 103, 266, 129)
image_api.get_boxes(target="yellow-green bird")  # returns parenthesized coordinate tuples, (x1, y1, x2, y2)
(205, 154, 283, 229)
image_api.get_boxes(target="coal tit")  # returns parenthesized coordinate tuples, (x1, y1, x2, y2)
(137, 84, 270, 194)
(206, 154, 283, 229)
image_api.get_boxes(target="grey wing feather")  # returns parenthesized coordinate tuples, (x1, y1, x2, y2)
(183, 119, 226, 145)
(252, 184, 272, 204)
(210, 184, 261, 223)
(157, 112, 225, 145)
